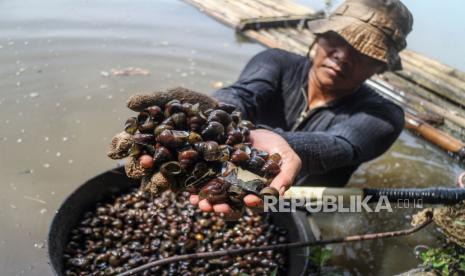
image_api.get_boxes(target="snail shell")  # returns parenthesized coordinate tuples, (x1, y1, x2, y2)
(201, 121, 225, 143)
(225, 129, 244, 145)
(108, 131, 134, 159)
(260, 160, 280, 177)
(259, 186, 280, 198)
(218, 102, 236, 114)
(138, 121, 156, 134)
(164, 99, 183, 117)
(188, 132, 202, 144)
(133, 133, 155, 145)
(187, 115, 206, 132)
(247, 155, 266, 174)
(170, 112, 187, 130)
(207, 109, 232, 127)
(178, 149, 199, 172)
(124, 117, 138, 135)
(153, 146, 172, 166)
(145, 106, 164, 122)
(239, 120, 255, 130)
(156, 129, 189, 148)
(197, 141, 222, 162)
(228, 184, 246, 204)
(230, 111, 241, 125)
(160, 161, 185, 192)
(198, 178, 231, 205)
(230, 149, 250, 166)
(154, 124, 174, 137)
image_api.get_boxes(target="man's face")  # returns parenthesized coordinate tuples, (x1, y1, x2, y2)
(311, 32, 385, 92)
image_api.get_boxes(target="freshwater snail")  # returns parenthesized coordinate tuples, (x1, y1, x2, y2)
(108, 87, 283, 211)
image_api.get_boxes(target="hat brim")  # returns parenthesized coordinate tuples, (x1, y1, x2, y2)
(307, 16, 402, 71)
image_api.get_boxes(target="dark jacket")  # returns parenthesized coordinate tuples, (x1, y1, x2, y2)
(214, 49, 404, 187)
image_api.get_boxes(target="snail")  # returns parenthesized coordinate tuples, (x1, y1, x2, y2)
(108, 88, 282, 211)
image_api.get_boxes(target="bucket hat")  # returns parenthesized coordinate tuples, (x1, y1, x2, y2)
(307, 0, 413, 71)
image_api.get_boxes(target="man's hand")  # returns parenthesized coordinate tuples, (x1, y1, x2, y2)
(189, 129, 302, 214)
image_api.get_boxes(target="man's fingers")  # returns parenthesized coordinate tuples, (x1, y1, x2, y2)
(198, 199, 213, 212)
(244, 194, 263, 206)
(189, 195, 199, 205)
(269, 172, 292, 195)
(213, 204, 232, 214)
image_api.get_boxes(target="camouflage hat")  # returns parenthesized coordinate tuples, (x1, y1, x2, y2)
(307, 0, 413, 71)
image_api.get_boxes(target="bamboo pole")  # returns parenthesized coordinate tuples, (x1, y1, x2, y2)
(240, 1, 283, 17)
(397, 67, 465, 108)
(381, 72, 465, 119)
(184, 0, 240, 26)
(223, 0, 266, 18)
(401, 50, 465, 83)
(267, 29, 308, 53)
(373, 76, 465, 129)
(401, 53, 465, 92)
(405, 113, 465, 156)
(287, 28, 316, 46)
(257, 0, 314, 15)
(243, 30, 286, 49)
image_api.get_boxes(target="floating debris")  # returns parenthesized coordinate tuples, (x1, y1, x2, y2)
(28, 92, 39, 98)
(19, 169, 34, 175)
(24, 195, 47, 204)
(100, 67, 150, 77)
(211, 81, 224, 89)
(34, 242, 45, 249)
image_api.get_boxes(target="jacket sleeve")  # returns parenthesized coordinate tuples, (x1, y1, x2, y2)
(213, 48, 284, 122)
(274, 103, 405, 174)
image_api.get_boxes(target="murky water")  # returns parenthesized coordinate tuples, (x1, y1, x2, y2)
(0, 0, 463, 275)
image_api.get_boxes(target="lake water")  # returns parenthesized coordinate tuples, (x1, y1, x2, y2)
(0, 0, 463, 275)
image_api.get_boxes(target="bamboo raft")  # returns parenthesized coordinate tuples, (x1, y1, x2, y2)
(184, 0, 465, 159)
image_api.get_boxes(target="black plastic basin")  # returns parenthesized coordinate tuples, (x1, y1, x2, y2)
(48, 167, 314, 275)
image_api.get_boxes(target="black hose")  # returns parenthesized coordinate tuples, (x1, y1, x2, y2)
(363, 187, 465, 204)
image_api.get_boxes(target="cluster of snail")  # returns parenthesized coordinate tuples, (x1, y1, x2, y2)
(108, 88, 281, 210)
(63, 189, 288, 275)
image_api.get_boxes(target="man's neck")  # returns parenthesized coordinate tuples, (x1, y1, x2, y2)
(307, 70, 359, 110)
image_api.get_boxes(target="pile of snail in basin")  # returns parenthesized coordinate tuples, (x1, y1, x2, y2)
(64, 87, 288, 275)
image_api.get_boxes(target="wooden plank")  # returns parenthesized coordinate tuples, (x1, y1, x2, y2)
(381, 72, 465, 118)
(184, 0, 240, 26)
(256, 0, 315, 15)
(237, 14, 323, 32)
(243, 30, 287, 50)
(267, 29, 308, 53)
(396, 68, 465, 108)
(372, 76, 465, 130)
(401, 50, 465, 83)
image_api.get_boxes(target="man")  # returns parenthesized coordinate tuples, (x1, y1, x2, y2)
(190, 0, 413, 214)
